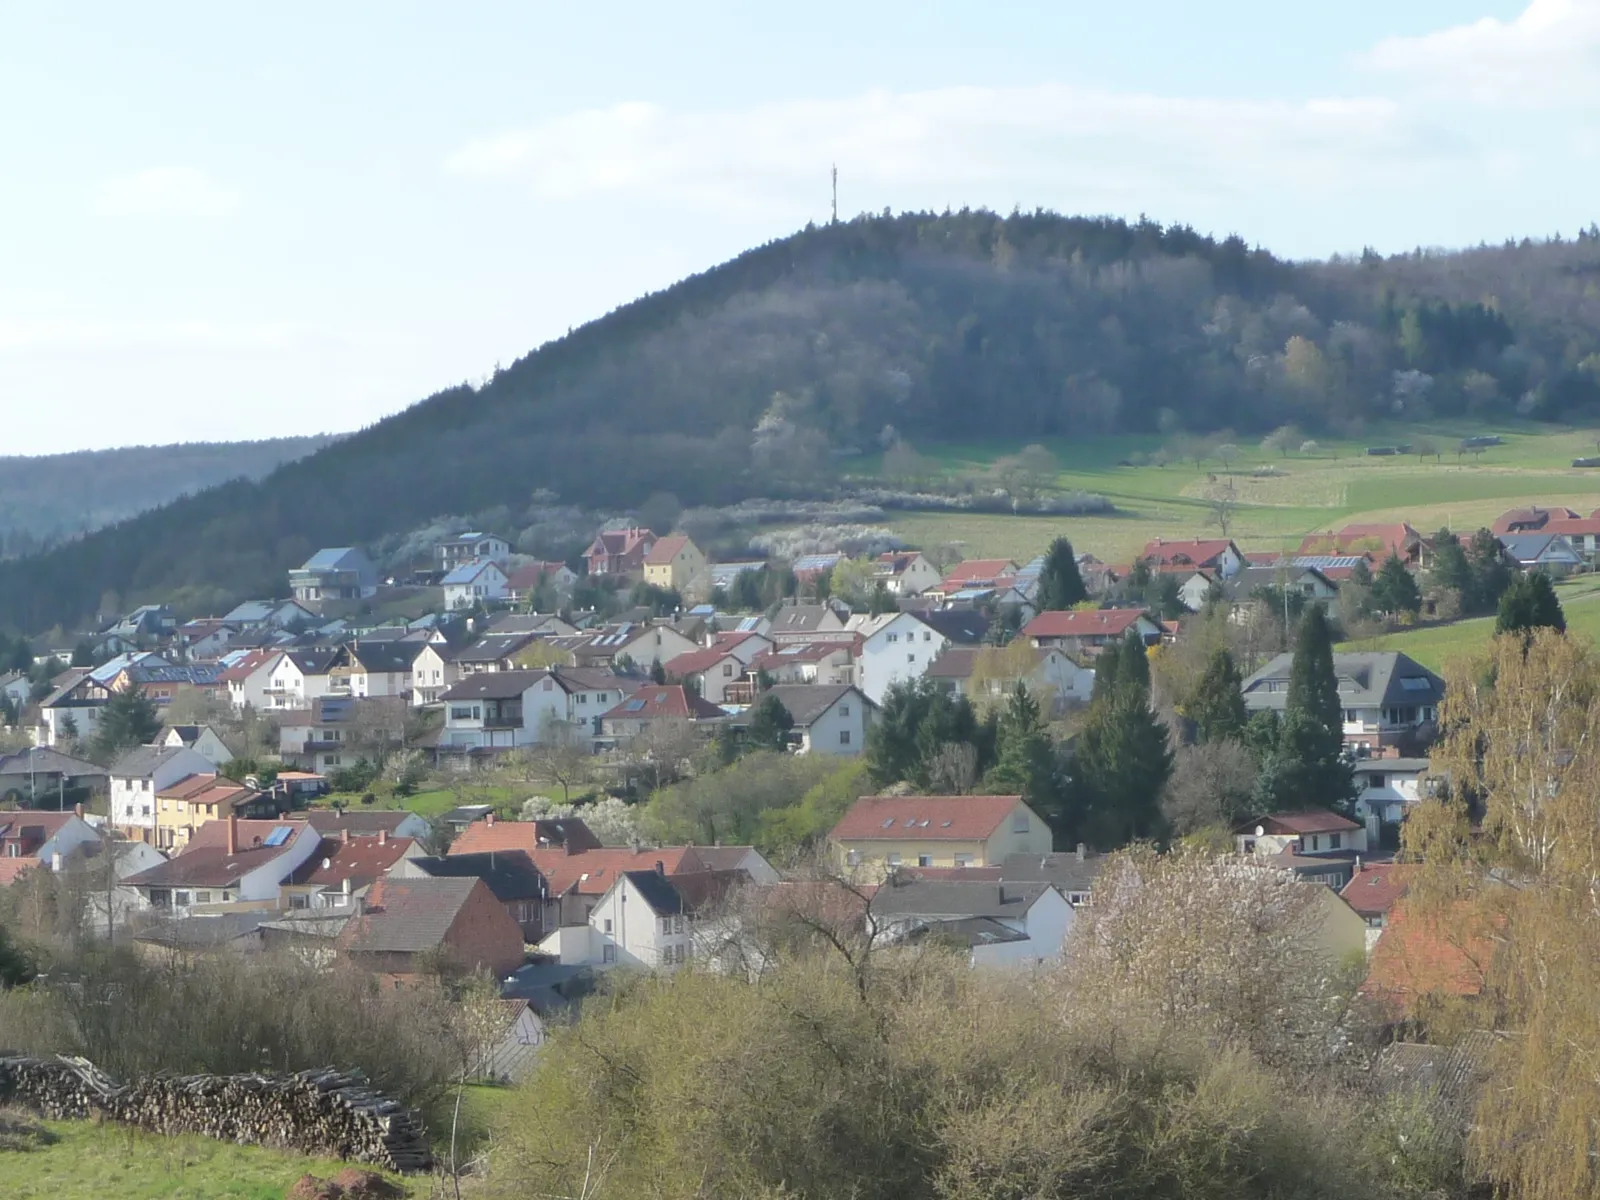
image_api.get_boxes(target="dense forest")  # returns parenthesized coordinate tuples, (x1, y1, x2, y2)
(0, 436, 336, 558)
(4, 209, 1600, 632)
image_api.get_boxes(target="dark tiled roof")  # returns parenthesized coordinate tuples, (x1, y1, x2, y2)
(440, 670, 544, 701)
(998, 850, 1106, 893)
(407, 851, 545, 902)
(350, 641, 425, 673)
(913, 610, 991, 645)
(872, 878, 1052, 919)
(338, 876, 481, 954)
(303, 810, 420, 835)
(621, 869, 684, 916)
(109, 745, 198, 780)
(760, 684, 864, 727)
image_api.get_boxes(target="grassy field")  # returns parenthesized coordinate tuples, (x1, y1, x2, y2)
(1343, 576, 1600, 671)
(858, 425, 1600, 567)
(310, 784, 524, 819)
(2, 1118, 419, 1200)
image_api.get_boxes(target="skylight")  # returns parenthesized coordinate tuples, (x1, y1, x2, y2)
(624, 699, 646, 712)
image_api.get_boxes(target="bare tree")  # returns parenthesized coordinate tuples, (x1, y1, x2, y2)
(923, 742, 979, 794)
(1206, 482, 1239, 536)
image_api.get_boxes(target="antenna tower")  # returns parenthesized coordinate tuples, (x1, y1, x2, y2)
(831, 164, 838, 224)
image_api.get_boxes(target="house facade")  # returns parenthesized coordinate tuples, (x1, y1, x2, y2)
(442, 560, 511, 609)
(438, 668, 635, 752)
(1241, 651, 1445, 753)
(751, 684, 874, 755)
(872, 551, 943, 597)
(411, 642, 461, 705)
(583, 528, 657, 578)
(830, 794, 1053, 878)
(642, 535, 708, 592)
(1140, 538, 1244, 579)
(1021, 609, 1161, 657)
(123, 816, 321, 914)
(436, 533, 511, 573)
(109, 745, 217, 840)
(875, 878, 1076, 968)
(924, 645, 1094, 710)
(1235, 810, 1369, 857)
(289, 548, 380, 603)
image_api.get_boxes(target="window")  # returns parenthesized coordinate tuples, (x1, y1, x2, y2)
(1329, 833, 1342, 850)
(577, 694, 586, 704)
(1068, 892, 1091, 906)
(1012, 812, 1029, 834)
(602, 945, 616, 964)
(923, 631, 931, 642)
(954, 854, 974, 867)
(886, 853, 902, 867)
(917, 855, 933, 867)
(1367, 774, 1385, 790)
(907, 653, 916, 663)
(174, 890, 191, 907)
(846, 849, 861, 866)
(603, 918, 613, 934)
(886, 632, 898, 643)
(194, 891, 211, 904)
(141, 806, 150, 817)
(838, 704, 850, 717)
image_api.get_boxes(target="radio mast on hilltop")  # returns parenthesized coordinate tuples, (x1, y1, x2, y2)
(831, 164, 838, 225)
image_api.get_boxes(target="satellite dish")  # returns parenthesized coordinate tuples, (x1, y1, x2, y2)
(322, 857, 331, 870)
(1254, 825, 1265, 837)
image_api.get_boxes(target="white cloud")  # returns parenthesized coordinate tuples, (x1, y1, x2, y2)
(93, 166, 242, 218)
(1364, 0, 1600, 107)
(445, 84, 1456, 217)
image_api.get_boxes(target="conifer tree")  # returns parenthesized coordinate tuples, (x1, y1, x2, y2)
(90, 686, 161, 764)
(984, 684, 1060, 823)
(1036, 536, 1087, 611)
(1187, 648, 1247, 743)
(1496, 572, 1566, 636)
(1370, 552, 1422, 616)
(1068, 634, 1172, 848)
(1259, 607, 1352, 812)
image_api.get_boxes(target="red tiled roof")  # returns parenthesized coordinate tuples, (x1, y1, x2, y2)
(1152, 563, 1214, 576)
(942, 559, 1019, 586)
(1542, 517, 1600, 537)
(600, 684, 724, 722)
(1243, 551, 1283, 565)
(1339, 862, 1413, 920)
(182, 817, 306, 853)
(587, 528, 655, 557)
(1362, 900, 1494, 1008)
(0, 858, 41, 885)
(288, 835, 416, 888)
(1297, 524, 1420, 559)
(1022, 609, 1151, 639)
(1491, 505, 1579, 534)
(1140, 539, 1236, 567)
(507, 562, 571, 590)
(663, 647, 741, 678)
(448, 818, 603, 858)
(1248, 810, 1363, 835)
(643, 535, 692, 566)
(157, 774, 260, 811)
(218, 649, 277, 683)
(529, 846, 707, 896)
(831, 794, 1027, 842)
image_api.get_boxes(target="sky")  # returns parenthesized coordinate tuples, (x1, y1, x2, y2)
(1, 0, 1596, 455)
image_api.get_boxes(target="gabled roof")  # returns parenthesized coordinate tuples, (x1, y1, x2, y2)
(109, 744, 201, 780)
(507, 562, 573, 589)
(614, 867, 747, 917)
(586, 527, 655, 556)
(756, 684, 867, 727)
(449, 817, 603, 857)
(156, 774, 261, 812)
(1241, 810, 1363, 835)
(1297, 523, 1422, 559)
(769, 604, 841, 633)
(871, 878, 1052, 919)
(454, 632, 539, 664)
(529, 845, 707, 897)
(303, 809, 422, 836)
(790, 552, 844, 574)
(1362, 900, 1493, 1006)
(873, 550, 926, 575)
(998, 850, 1107, 893)
(1022, 608, 1153, 639)
(910, 609, 991, 644)
(1241, 651, 1444, 711)
(288, 836, 416, 889)
(0, 747, 107, 778)
(1139, 538, 1238, 567)
(440, 559, 506, 586)
(406, 850, 546, 901)
(643, 534, 694, 566)
(337, 876, 484, 954)
(601, 685, 725, 723)
(218, 649, 280, 683)
(280, 648, 339, 675)
(1496, 532, 1583, 564)
(1491, 505, 1579, 534)
(1339, 862, 1413, 919)
(123, 819, 308, 889)
(831, 795, 1028, 842)
(663, 647, 742, 678)
(1542, 516, 1600, 537)
(439, 670, 544, 702)
(348, 640, 426, 674)
(941, 559, 1019, 586)
(299, 547, 372, 572)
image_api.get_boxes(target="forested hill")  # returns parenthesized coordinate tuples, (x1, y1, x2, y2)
(0, 436, 337, 557)
(5, 209, 1600, 632)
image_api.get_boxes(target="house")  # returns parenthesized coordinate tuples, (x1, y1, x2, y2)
(998, 847, 1106, 908)
(289, 547, 380, 604)
(938, 559, 1020, 594)
(642, 535, 708, 593)
(336, 876, 525, 981)
(123, 815, 321, 914)
(174, 619, 238, 661)
(871, 551, 942, 597)
(1540, 516, 1600, 559)
(261, 649, 340, 710)
(0, 670, 31, 711)
(1496, 532, 1583, 575)
(851, 609, 989, 704)
(0, 747, 108, 806)
(543, 867, 747, 970)
(1021, 608, 1161, 657)
(874, 877, 1075, 967)
(158, 725, 234, 767)
(707, 561, 767, 595)
(1235, 810, 1368, 857)
(738, 684, 874, 755)
(221, 599, 316, 631)
(449, 813, 603, 857)
(454, 632, 545, 674)
(1297, 523, 1425, 566)
(442, 559, 511, 610)
(410, 641, 461, 706)
(394, 851, 549, 941)
(474, 998, 549, 1083)
(484, 611, 579, 639)
(303, 808, 432, 842)
(663, 646, 750, 705)
(583, 527, 657, 578)
(153, 774, 278, 851)
(768, 602, 850, 646)
(1340, 861, 1413, 941)
(436, 532, 511, 573)
(830, 794, 1052, 878)
(105, 604, 177, 644)
(219, 649, 282, 713)
(743, 643, 855, 693)
(1353, 756, 1431, 848)
(1164, 568, 1219, 612)
(1361, 899, 1494, 1014)
(1241, 651, 1445, 753)
(281, 831, 420, 911)
(1139, 538, 1244, 579)
(0, 809, 103, 885)
(925, 645, 1094, 710)
(109, 745, 218, 841)
(505, 561, 578, 603)
(276, 695, 408, 771)
(36, 669, 112, 748)
(1490, 505, 1579, 535)
(1223, 564, 1340, 621)
(437, 668, 635, 752)
(476, 839, 709, 929)
(600, 685, 725, 741)
(569, 622, 700, 673)
(108, 661, 226, 712)
(687, 844, 781, 885)
(340, 640, 424, 699)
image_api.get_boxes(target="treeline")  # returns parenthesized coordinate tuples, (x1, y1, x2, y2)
(7, 210, 1600, 631)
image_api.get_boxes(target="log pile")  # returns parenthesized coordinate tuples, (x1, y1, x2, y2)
(0, 1055, 432, 1172)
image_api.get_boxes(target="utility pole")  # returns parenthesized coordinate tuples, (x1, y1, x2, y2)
(831, 164, 837, 225)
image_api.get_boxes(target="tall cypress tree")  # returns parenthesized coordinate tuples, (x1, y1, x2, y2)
(1287, 606, 1341, 736)
(1036, 537, 1087, 611)
(1068, 636, 1173, 848)
(1496, 572, 1566, 636)
(1261, 606, 1353, 812)
(1090, 638, 1123, 704)
(1187, 648, 1247, 743)
(985, 684, 1062, 824)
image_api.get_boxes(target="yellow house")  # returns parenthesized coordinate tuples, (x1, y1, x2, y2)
(154, 774, 271, 851)
(830, 794, 1053, 878)
(642, 535, 707, 592)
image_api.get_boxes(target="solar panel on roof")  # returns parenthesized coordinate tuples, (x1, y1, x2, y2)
(262, 825, 293, 847)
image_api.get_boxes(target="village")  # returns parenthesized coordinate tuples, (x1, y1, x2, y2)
(0, 497, 1574, 1071)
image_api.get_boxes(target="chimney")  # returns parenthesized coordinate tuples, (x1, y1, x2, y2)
(378, 829, 388, 845)
(50, 852, 62, 873)
(342, 876, 353, 899)
(998, 883, 1009, 905)
(340, 827, 349, 844)
(1075, 842, 1086, 863)
(486, 812, 496, 827)
(226, 814, 238, 856)
(655, 860, 665, 875)
(74, 803, 84, 818)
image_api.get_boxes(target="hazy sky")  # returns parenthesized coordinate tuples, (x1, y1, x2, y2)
(2, 0, 1594, 455)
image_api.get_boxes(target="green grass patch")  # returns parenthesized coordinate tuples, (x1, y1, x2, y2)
(309, 785, 524, 820)
(0, 1118, 419, 1199)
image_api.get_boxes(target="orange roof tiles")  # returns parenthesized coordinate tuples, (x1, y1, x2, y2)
(1022, 609, 1151, 639)
(1339, 862, 1413, 920)
(830, 794, 1026, 842)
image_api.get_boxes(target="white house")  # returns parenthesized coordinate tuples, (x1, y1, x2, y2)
(1235, 810, 1368, 858)
(849, 610, 989, 705)
(37, 670, 110, 747)
(0, 808, 104, 870)
(541, 868, 746, 971)
(663, 647, 748, 705)
(220, 650, 284, 713)
(411, 642, 461, 706)
(1241, 651, 1445, 754)
(1353, 756, 1430, 846)
(1140, 538, 1245, 580)
(342, 642, 423, 699)
(289, 548, 380, 603)
(443, 560, 511, 610)
(924, 645, 1094, 711)
(108, 745, 218, 840)
(752, 684, 874, 755)
(158, 725, 235, 767)
(872, 551, 944, 597)
(261, 649, 339, 711)
(437, 668, 635, 752)
(873, 879, 1076, 968)
(0, 671, 31, 711)
(122, 816, 321, 915)
(437, 532, 511, 573)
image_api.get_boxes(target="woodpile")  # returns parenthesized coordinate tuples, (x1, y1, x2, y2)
(0, 1054, 432, 1172)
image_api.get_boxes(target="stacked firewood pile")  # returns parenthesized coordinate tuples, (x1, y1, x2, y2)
(0, 1055, 432, 1172)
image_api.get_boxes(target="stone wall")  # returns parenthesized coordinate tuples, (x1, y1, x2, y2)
(0, 1054, 432, 1172)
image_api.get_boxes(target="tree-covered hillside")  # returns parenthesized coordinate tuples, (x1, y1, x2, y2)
(4, 210, 1600, 632)
(0, 436, 337, 558)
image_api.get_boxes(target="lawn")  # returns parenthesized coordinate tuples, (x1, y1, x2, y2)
(310, 784, 524, 819)
(837, 425, 1600, 567)
(1343, 577, 1600, 672)
(1, 1118, 419, 1200)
